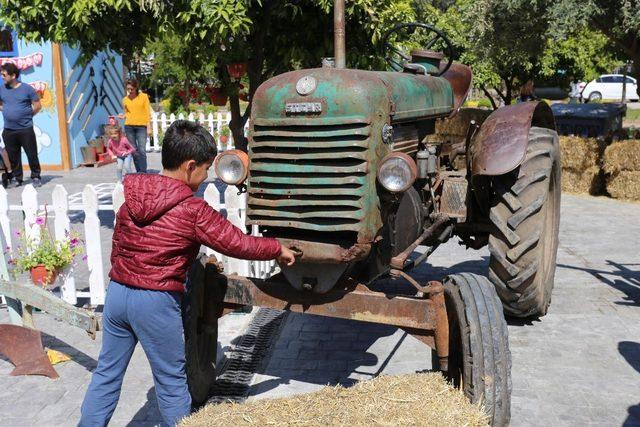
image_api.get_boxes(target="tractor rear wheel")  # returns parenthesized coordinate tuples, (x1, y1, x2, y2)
(443, 273, 512, 426)
(488, 126, 561, 317)
(184, 255, 222, 405)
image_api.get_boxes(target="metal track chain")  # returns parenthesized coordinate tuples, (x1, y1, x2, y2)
(207, 308, 288, 404)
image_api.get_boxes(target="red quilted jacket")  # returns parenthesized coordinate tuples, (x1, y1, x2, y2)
(109, 174, 281, 292)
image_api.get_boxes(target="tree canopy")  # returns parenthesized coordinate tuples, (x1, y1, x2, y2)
(1, 0, 635, 120)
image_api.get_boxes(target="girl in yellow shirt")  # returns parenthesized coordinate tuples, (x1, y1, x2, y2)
(119, 79, 151, 173)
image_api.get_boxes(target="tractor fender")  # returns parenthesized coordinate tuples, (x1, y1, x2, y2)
(469, 101, 555, 176)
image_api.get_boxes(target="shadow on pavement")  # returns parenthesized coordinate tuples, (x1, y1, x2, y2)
(128, 387, 162, 426)
(619, 341, 640, 426)
(557, 260, 640, 305)
(41, 331, 98, 372)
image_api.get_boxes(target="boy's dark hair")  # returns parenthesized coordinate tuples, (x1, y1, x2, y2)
(1, 63, 20, 78)
(162, 120, 217, 170)
(126, 79, 139, 89)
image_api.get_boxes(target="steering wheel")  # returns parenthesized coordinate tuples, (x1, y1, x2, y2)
(380, 22, 454, 77)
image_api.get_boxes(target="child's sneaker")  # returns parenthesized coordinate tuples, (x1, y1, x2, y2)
(1, 172, 9, 189)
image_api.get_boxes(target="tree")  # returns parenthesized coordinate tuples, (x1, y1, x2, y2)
(549, 0, 640, 98)
(1, 0, 416, 151)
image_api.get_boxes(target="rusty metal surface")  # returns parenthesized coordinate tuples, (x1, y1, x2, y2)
(334, 0, 346, 69)
(211, 271, 436, 331)
(428, 282, 449, 373)
(440, 176, 468, 220)
(277, 238, 370, 264)
(0, 324, 59, 378)
(0, 280, 99, 338)
(470, 101, 555, 176)
(441, 62, 473, 118)
(390, 215, 450, 269)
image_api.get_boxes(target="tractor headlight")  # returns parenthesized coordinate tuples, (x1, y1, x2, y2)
(377, 152, 417, 193)
(214, 150, 249, 185)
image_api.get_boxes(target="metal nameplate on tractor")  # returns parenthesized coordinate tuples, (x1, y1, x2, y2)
(285, 102, 322, 114)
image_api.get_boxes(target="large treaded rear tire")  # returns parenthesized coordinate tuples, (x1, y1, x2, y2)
(488, 126, 561, 318)
(444, 273, 512, 427)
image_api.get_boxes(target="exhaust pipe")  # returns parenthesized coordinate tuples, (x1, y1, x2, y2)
(334, 0, 346, 68)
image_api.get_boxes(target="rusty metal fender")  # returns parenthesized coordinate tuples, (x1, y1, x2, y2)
(441, 62, 473, 118)
(469, 101, 555, 176)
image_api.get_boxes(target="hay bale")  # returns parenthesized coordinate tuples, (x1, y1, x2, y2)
(181, 373, 488, 427)
(561, 166, 604, 195)
(606, 171, 640, 201)
(603, 139, 640, 174)
(559, 136, 604, 170)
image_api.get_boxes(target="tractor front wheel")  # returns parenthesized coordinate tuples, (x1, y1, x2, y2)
(488, 126, 561, 317)
(184, 255, 222, 405)
(443, 273, 512, 426)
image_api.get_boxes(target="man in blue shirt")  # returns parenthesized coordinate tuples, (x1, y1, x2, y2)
(0, 62, 42, 187)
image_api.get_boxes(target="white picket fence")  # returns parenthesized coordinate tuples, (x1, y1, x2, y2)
(0, 182, 276, 308)
(148, 111, 249, 152)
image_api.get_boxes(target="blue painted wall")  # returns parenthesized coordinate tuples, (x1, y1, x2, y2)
(0, 40, 62, 166)
(62, 46, 124, 167)
(0, 37, 124, 169)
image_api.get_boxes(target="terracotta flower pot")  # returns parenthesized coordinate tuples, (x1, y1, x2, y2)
(30, 264, 60, 288)
(219, 135, 229, 145)
(226, 62, 247, 79)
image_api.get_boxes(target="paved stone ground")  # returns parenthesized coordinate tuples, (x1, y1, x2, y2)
(0, 153, 638, 426)
(249, 194, 640, 427)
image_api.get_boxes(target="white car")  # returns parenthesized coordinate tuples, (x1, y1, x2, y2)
(580, 74, 639, 102)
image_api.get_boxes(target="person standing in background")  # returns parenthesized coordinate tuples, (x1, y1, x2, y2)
(119, 79, 150, 173)
(0, 63, 42, 187)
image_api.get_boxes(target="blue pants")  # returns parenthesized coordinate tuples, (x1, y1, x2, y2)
(124, 125, 148, 173)
(115, 155, 134, 182)
(79, 281, 191, 427)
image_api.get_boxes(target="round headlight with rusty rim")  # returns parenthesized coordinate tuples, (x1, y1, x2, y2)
(377, 152, 418, 192)
(214, 149, 249, 185)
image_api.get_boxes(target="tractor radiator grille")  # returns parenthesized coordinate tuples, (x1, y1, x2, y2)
(247, 119, 371, 233)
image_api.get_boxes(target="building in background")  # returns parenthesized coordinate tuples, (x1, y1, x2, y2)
(0, 26, 124, 170)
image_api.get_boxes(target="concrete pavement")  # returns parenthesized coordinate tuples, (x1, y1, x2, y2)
(0, 153, 638, 425)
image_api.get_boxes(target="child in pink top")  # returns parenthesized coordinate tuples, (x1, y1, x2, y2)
(107, 126, 136, 182)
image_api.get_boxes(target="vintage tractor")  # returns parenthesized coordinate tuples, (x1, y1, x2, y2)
(189, 2, 561, 425)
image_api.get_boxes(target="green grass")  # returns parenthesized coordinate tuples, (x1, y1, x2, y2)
(626, 108, 640, 121)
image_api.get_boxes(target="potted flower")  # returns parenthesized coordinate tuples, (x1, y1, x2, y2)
(219, 126, 231, 145)
(226, 62, 247, 79)
(10, 214, 85, 288)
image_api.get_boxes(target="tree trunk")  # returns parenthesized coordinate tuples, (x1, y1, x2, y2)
(229, 92, 247, 152)
(480, 85, 498, 110)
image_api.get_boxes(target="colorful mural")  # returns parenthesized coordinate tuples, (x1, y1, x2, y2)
(0, 40, 60, 167)
(0, 35, 123, 169)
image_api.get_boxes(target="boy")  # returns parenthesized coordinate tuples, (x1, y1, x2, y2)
(79, 120, 295, 426)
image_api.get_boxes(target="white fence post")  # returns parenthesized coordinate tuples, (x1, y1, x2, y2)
(83, 185, 105, 305)
(207, 113, 215, 136)
(112, 183, 125, 227)
(161, 113, 168, 132)
(224, 185, 250, 276)
(52, 185, 77, 305)
(0, 187, 11, 251)
(152, 111, 160, 152)
(0, 186, 20, 323)
(203, 183, 226, 269)
(22, 185, 39, 243)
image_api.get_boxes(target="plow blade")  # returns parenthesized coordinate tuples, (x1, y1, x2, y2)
(0, 324, 58, 379)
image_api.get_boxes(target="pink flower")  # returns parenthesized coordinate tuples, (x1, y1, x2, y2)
(70, 238, 79, 247)
(14, 231, 20, 237)
(35, 217, 45, 226)
(82, 255, 88, 261)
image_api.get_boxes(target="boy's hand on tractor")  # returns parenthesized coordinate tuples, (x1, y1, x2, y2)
(277, 246, 296, 266)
